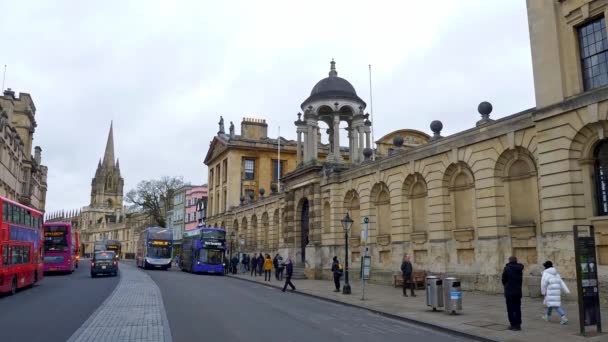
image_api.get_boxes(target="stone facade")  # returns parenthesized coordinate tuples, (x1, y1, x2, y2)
(0, 89, 48, 211)
(206, 1, 608, 300)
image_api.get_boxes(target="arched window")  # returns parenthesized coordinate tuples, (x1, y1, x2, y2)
(508, 159, 536, 225)
(594, 140, 608, 215)
(411, 182, 428, 232)
(375, 189, 391, 236)
(451, 171, 474, 229)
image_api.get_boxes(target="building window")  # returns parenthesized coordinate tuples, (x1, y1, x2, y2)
(272, 160, 285, 182)
(579, 17, 608, 90)
(222, 159, 228, 183)
(595, 140, 608, 215)
(244, 159, 255, 180)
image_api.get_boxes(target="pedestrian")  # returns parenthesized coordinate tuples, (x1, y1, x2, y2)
(277, 254, 284, 280)
(502, 256, 524, 331)
(242, 254, 248, 273)
(273, 254, 280, 280)
(257, 253, 264, 275)
(231, 255, 239, 274)
(282, 257, 296, 292)
(541, 261, 570, 325)
(250, 254, 257, 276)
(401, 254, 415, 297)
(331, 256, 342, 292)
(264, 254, 273, 281)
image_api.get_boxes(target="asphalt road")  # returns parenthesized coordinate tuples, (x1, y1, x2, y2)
(147, 268, 474, 342)
(0, 259, 120, 342)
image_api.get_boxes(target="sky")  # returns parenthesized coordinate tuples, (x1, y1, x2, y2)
(0, 0, 535, 213)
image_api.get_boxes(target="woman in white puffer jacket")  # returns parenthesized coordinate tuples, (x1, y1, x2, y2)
(540, 261, 570, 324)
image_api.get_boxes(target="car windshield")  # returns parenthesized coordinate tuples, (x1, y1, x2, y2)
(95, 252, 114, 260)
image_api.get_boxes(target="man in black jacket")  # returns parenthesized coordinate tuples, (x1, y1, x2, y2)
(282, 257, 296, 292)
(502, 256, 524, 331)
(331, 256, 341, 292)
(401, 254, 415, 297)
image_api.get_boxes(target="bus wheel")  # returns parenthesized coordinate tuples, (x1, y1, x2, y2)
(33, 271, 38, 285)
(10, 277, 17, 295)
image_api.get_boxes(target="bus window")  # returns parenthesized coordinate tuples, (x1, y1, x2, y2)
(24, 246, 30, 264)
(2, 202, 6, 221)
(12, 205, 19, 225)
(25, 210, 31, 227)
(2, 244, 8, 265)
(20, 208, 25, 225)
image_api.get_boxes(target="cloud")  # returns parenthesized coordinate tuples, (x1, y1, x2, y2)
(0, 0, 533, 213)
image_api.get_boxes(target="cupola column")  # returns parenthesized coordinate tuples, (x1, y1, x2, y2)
(358, 126, 365, 161)
(296, 127, 304, 164)
(332, 114, 342, 162)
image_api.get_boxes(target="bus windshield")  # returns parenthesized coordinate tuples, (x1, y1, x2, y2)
(148, 228, 172, 240)
(199, 249, 223, 264)
(44, 226, 68, 252)
(201, 230, 225, 240)
(147, 246, 171, 258)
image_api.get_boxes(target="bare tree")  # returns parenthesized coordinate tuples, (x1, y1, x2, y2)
(125, 176, 185, 227)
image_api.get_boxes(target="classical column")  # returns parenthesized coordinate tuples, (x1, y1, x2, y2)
(358, 126, 365, 161)
(347, 128, 353, 162)
(296, 129, 303, 164)
(333, 114, 342, 161)
(351, 126, 358, 163)
(365, 128, 371, 149)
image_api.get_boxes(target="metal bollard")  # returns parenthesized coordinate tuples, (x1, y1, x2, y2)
(425, 276, 444, 311)
(443, 277, 462, 314)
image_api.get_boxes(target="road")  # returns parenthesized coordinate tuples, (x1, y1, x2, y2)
(147, 268, 473, 342)
(0, 259, 119, 342)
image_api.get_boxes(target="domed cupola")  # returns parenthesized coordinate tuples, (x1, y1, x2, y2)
(301, 60, 366, 110)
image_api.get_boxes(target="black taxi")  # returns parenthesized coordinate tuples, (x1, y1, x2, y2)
(91, 251, 119, 278)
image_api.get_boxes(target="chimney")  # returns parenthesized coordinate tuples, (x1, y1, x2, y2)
(3, 88, 15, 99)
(34, 146, 41, 165)
(241, 118, 268, 140)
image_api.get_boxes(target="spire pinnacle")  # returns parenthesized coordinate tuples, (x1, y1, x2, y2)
(102, 121, 115, 168)
(329, 59, 337, 77)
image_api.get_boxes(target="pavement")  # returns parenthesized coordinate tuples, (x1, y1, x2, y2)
(146, 265, 474, 342)
(67, 262, 172, 342)
(228, 271, 608, 342)
(0, 259, 119, 342)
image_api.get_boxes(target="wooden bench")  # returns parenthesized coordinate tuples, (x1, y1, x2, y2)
(394, 270, 426, 289)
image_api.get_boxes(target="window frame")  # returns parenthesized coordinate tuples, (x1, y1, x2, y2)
(579, 16, 608, 91)
(244, 158, 255, 180)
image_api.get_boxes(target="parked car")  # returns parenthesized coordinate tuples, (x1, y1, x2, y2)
(91, 251, 118, 278)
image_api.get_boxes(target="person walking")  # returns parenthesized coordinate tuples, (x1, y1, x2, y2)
(331, 256, 342, 292)
(282, 257, 296, 292)
(264, 254, 273, 281)
(541, 261, 570, 325)
(502, 256, 524, 331)
(277, 254, 284, 280)
(401, 254, 415, 297)
(242, 254, 248, 273)
(250, 254, 257, 276)
(257, 253, 264, 275)
(273, 254, 280, 280)
(231, 255, 239, 274)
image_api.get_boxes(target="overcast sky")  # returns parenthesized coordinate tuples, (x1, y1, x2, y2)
(0, 0, 534, 213)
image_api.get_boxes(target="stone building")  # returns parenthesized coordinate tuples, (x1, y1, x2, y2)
(206, 0, 608, 297)
(0, 89, 48, 211)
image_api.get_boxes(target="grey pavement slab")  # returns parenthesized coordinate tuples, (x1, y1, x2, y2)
(67, 262, 172, 342)
(230, 272, 608, 342)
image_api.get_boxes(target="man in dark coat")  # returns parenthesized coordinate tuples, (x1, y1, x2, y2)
(331, 256, 341, 292)
(250, 254, 257, 276)
(401, 254, 415, 297)
(273, 254, 280, 280)
(282, 257, 296, 292)
(502, 256, 524, 331)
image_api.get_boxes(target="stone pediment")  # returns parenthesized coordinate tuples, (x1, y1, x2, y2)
(203, 136, 228, 164)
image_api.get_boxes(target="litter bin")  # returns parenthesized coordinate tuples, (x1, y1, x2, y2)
(425, 276, 444, 311)
(444, 277, 462, 314)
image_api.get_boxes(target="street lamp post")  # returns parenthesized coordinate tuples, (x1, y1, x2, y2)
(341, 212, 353, 295)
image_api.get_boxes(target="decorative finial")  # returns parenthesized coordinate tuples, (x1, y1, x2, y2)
(476, 101, 494, 127)
(329, 59, 337, 77)
(430, 120, 443, 140)
(297, 112, 302, 121)
(218, 116, 225, 135)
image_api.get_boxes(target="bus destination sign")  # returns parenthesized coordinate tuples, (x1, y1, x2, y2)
(149, 240, 171, 246)
(44, 231, 65, 237)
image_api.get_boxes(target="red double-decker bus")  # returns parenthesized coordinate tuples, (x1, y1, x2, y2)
(0, 196, 44, 295)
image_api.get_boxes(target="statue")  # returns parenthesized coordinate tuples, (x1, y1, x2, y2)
(218, 116, 225, 134)
(229, 121, 235, 136)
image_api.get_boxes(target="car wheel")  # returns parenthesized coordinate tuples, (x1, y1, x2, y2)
(10, 277, 17, 295)
(91, 272, 96, 278)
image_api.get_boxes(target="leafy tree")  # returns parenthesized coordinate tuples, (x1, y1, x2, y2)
(125, 176, 185, 227)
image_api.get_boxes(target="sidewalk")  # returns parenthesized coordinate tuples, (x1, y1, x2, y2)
(228, 272, 606, 342)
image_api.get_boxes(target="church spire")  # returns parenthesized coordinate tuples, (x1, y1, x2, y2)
(102, 121, 115, 168)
